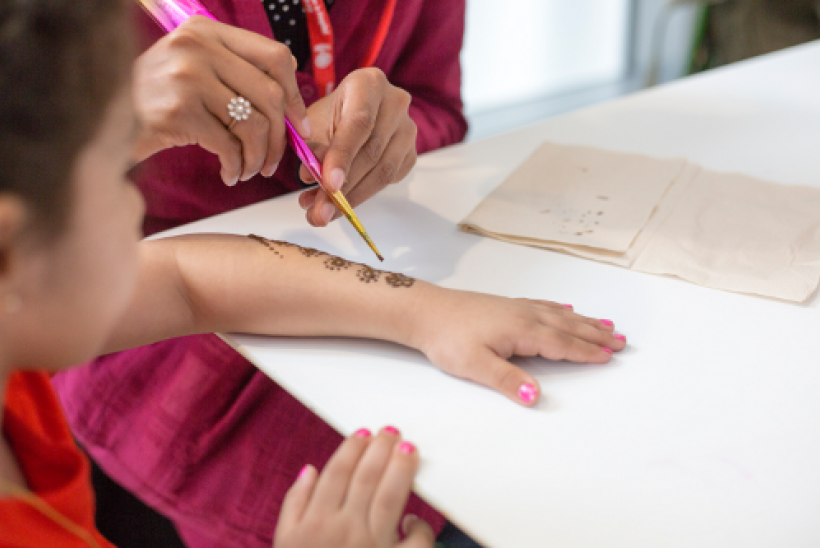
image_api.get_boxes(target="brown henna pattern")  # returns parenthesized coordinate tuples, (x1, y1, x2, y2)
(248, 234, 415, 288)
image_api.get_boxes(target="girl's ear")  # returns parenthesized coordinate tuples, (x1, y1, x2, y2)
(0, 196, 29, 281)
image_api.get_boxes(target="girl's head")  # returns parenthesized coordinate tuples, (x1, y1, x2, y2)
(0, 0, 144, 370)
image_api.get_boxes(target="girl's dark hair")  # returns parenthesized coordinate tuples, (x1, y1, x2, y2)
(0, 0, 133, 235)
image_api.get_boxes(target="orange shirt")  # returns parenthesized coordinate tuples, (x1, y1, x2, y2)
(0, 371, 114, 548)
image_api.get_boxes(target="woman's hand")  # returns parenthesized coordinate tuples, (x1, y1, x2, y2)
(296, 68, 418, 227)
(133, 16, 311, 186)
(404, 286, 627, 407)
(274, 427, 433, 548)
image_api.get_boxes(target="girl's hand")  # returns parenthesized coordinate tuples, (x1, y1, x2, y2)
(405, 286, 627, 407)
(296, 68, 418, 227)
(133, 16, 310, 186)
(274, 427, 434, 548)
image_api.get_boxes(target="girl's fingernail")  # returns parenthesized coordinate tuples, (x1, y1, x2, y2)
(384, 426, 400, 435)
(297, 465, 310, 479)
(328, 168, 345, 192)
(562, 304, 574, 310)
(301, 117, 312, 138)
(600, 319, 614, 327)
(614, 334, 626, 342)
(354, 428, 371, 438)
(321, 203, 336, 224)
(399, 442, 416, 454)
(518, 383, 537, 404)
(602, 348, 613, 354)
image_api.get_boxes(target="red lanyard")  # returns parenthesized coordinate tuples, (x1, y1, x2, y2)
(303, 0, 397, 97)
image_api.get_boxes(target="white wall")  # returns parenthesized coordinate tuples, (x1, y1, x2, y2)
(460, 0, 632, 116)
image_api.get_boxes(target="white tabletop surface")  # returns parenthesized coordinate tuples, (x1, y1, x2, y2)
(157, 42, 820, 547)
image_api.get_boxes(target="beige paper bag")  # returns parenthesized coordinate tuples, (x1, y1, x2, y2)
(459, 141, 820, 302)
(460, 142, 687, 253)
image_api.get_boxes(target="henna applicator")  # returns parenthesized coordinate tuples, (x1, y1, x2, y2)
(136, 0, 385, 262)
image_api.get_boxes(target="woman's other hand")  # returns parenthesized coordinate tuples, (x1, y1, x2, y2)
(133, 16, 310, 186)
(297, 68, 417, 227)
(274, 427, 433, 548)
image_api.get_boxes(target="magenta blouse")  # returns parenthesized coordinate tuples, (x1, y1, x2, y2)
(52, 1, 466, 546)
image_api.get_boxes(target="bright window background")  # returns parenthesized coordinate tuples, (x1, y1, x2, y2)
(461, 0, 633, 116)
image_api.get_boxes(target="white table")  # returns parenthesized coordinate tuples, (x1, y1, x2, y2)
(158, 42, 820, 547)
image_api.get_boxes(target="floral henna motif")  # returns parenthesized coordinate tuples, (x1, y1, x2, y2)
(385, 273, 415, 287)
(248, 235, 415, 288)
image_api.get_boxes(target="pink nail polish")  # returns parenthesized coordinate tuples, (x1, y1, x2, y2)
(518, 383, 537, 404)
(399, 442, 416, 454)
(562, 304, 574, 310)
(297, 465, 310, 479)
(600, 319, 614, 327)
(602, 348, 613, 354)
(614, 334, 626, 342)
(354, 428, 371, 438)
(384, 426, 400, 435)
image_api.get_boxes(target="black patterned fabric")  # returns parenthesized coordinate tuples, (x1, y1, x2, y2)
(261, 0, 335, 70)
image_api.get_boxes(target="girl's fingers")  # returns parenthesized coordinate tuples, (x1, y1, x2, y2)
(399, 515, 436, 548)
(344, 427, 402, 514)
(535, 328, 614, 364)
(311, 429, 373, 512)
(369, 440, 420, 545)
(537, 312, 626, 351)
(462, 348, 542, 407)
(277, 465, 317, 533)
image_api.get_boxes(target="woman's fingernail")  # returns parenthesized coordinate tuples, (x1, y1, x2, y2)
(297, 465, 310, 479)
(518, 383, 537, 404)
(321, 203, 336, 224)
(301, 117, 312, 139)
(614, 334, 626, 342)
(600, 319, 614, 327)
(384, 426, 400, 435)
(602, 348, 613, 354)
(562, 304, 574, 310)
(264, 162, 279, 177)
(399, 442, 415, 455)
(328, 168, 345, 192)
(402, 515, 419, 535)
(354, 428, 371, 438)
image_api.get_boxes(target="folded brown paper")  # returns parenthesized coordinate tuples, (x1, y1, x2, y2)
(460, 142, 820, 302)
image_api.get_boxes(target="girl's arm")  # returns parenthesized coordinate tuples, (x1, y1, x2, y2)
(102, 233, 624, 406)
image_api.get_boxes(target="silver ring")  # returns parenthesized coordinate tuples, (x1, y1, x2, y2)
(227, 96, 252, 126)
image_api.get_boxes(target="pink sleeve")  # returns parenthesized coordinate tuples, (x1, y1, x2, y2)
(390, 0, 468, 153)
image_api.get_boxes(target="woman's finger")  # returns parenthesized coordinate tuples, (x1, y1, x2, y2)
(320, 69, 387, 198)
(211, 51, 288, 178)
(310, 429, 372, 511)
(202, 81, 270, 182)
(399, 515, 435, 548)
(343, 125, 417, 210)
(452, 347, 542, 407)
(369, 439, 420, 545)
(198, 18, 310, 138)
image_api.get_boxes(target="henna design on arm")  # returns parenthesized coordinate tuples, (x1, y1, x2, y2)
(248, 235, 415, 288)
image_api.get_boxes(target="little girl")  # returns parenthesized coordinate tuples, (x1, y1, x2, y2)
(0, 0, 625, 546)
